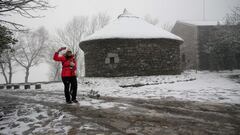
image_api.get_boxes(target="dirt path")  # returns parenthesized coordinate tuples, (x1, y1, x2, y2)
(0, 89, 240, 135)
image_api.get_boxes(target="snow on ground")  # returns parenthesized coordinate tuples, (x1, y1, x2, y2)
(0, 70, 240, 135)
(0, 103, 73, 135)
(1, 70, 239, 110)
(41, 70, 240, 104)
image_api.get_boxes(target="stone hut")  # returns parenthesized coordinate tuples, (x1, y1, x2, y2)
(79, 9, 183, 77)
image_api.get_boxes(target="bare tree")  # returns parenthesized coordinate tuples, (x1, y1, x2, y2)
(225, 7, 240, 25)
(51, 13, 111, 79)
(202, 6, 240, 71)
(0, 62, 8, 83)
(161, 23, 173, 32)
(225, 6, 240, 69)
(0, 46, 16, 84)
(88, 12, 111, 35)
(14, 27, 48, 83)
(44, 41, 62, 81)
(56, 16, 89, 54)
(0, 0, 51, 29)
(225, 6, 240, 45)
(0, 0, 51, 83)
(144, 14, 159, 25)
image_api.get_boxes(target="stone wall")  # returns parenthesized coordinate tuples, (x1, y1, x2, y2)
(80, 38, 181, 77)
(171, 21, 199, 70)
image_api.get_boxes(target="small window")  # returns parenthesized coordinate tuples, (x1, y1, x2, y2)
(105, 53, 119, 64)
(110, 57, 115, 64)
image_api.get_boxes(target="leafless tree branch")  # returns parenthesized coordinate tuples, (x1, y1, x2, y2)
(14, 26, 49, 82)
(0, 0, 52, 30)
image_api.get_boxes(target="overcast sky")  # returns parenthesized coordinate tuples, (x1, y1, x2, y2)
(7, 0, 240, 33)
(1, 0, 240, 83)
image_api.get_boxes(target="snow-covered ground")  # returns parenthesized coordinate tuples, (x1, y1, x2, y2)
(2, 70, 239, 112)
(0, 70, 240, 135)
(43, 70, 240, 104)
(0, 103, 72, 135)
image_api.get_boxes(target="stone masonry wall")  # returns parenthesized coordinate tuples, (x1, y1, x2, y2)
(80, 39, 181, 77)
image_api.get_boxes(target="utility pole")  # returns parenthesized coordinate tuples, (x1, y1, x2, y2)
(203, 0, 206, 20)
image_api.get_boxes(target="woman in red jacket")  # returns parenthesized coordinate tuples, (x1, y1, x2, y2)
(53, 47, 78, 104)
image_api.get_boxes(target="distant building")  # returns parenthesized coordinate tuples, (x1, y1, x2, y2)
(172, 21, 240, 70)
(79, 9, 183, 77)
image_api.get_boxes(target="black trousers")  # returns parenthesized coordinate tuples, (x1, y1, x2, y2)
(62, 76, 78, 102)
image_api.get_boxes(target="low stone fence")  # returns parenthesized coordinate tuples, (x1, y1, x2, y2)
(0, 83, 42, 90)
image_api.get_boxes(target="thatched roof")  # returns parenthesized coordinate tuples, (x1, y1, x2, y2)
(82, 9, 183, 42)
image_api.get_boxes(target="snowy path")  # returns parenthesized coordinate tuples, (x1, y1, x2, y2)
(0, 71, 240, 134)
(0, 88, 240, 134)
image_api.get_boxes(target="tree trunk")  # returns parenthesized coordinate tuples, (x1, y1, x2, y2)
(25, 67, 30, 83)
(8, 60, 12, 84)
(0, 63, 9, 84)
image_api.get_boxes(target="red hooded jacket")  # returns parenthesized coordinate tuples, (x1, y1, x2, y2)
(53, 52, 77, 77)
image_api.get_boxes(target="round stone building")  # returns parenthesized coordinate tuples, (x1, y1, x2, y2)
(79, 10, 183, 77)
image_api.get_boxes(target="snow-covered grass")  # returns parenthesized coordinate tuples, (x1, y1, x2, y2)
(40, 70, 240, 104)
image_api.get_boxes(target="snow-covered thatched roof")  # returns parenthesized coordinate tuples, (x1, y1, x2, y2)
(82, 9, 183, 42)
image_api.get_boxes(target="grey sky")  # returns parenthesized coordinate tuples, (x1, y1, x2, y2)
(6, 0, 240, 32)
